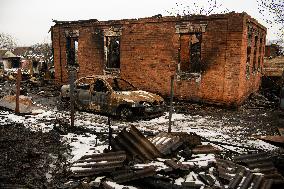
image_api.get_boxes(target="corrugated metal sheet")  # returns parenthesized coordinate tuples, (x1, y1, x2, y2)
(111, 166, 156, 183)
(233, 153, 284, 185)
(164, 159, 191, 171)
(256, 136, 284, 148)
(111, 125, 161, 162)
(148, 132, 201, 155)
(216, 158, 268, 189)
(215, 153, 284, 189)
(192, 144, 220, 154)
(70, 151, 126, 177)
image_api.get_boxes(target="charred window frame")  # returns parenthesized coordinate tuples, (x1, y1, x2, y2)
(176, 23, 206, 78)
(179, 33, 202, 73)
(103, 27, 122, 72)
(258, 36, 263, 71)
(246, 26, 253, 79)
(65, 30, 79, 67)
(105, 36, 120, 69)
(253, 34, 259, 73)
(190, 33, 202, 73)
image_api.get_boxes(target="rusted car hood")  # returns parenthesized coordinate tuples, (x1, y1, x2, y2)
(114, 90, 163, 103)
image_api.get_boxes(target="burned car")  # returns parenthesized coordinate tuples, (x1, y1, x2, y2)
(60, 75, 165, 119)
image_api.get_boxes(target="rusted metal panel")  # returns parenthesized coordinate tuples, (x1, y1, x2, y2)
(233, 152, 276, 174)
(149, 132, 201, 155)
(111, 125, 161, 162)
(232, 153, 284, 188)
(112, 166, 156, 183)
(70, 151, 126, 177)
(278, 128, 284, 136)
(256, 136, 284, 148)
(77, 151, 126, 163)
(144, 177, 187, 189)
(197, 173, 216, 186)
(216, 158, 247, 182)
(228, 173, 244, 189)
(192, 144, 221, 154)
(164, 159, 191, 171)
(239, 173, 254, 189)
(233, 152, 269, 162)
(149, 132, 182, 155)
(215, 158, 270, 189)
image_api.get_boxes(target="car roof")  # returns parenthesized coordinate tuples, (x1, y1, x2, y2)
(82, 75, 119, 80)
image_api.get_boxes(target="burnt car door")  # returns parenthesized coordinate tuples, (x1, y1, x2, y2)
(90, 79, 110, 113)
(74, 82, 91, 110)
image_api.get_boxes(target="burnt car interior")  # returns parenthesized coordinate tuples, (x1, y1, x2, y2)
(93, 79, 109, 93)
(107, 78, 136, 91)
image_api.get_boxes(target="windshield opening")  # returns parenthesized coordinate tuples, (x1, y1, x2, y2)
(107, 78, 137, 91)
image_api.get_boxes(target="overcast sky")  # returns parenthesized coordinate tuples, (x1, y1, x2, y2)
(0, 0, 280, 46)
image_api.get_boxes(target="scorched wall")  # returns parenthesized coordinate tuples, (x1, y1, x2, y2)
(51, 12, 266, 106)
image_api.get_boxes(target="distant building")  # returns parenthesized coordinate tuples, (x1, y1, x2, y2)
(263, 45, 284, 95)
(265, 44, 282, 58)
(0, 50, 20, 70)
(13, 47, 32, 57)
(51, 12, 266, 106)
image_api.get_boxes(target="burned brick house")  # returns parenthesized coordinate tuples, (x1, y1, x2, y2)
(51, 12, 266, 106)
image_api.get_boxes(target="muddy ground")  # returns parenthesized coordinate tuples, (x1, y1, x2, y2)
(0, 79, 283, 188)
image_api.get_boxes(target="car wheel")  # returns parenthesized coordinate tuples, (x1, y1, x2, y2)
(119, 106, 133, 120)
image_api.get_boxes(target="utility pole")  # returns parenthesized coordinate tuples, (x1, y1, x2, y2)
(168, 75, 174, 133)
(15, 68, 22, 114)
(69, 68, 76, 127)
(108, 117, 112, 150)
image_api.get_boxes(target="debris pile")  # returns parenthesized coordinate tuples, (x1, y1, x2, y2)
(242, 93, 278, 109)
(65, 126, 284, 189)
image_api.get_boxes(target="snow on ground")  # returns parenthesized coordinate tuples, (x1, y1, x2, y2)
(0, 108, 279, 161)
(62, 133, 108, 162)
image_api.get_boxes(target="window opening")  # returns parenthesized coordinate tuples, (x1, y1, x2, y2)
(179, 33, 202, 73)
(66, 37, 78, 66)
(253, 35, 258, 72)
(258, 37, 263, 70)
(246, 26, 252, 79)
(105, 36, 120, 69)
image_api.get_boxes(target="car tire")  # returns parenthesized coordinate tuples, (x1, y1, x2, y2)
(118, 106, 133, 120)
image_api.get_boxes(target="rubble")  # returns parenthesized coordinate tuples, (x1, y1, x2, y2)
(110, 125, 162, 162)
(0, 73, 283, 188)
(71, 151, 127, 177)
(257, 136, 284, 148)
(64, 126, 284, 189)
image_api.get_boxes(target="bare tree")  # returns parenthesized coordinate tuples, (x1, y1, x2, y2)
(167, 0, 229, 16)
(24, 43, 53, 65)
(258, 0, 284, 42)
(0, 33, 17, 50)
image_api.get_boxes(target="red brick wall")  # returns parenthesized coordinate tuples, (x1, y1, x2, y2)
(237, 14, 266, 105)
(51, 13, 266, 106)
(120, 21, 178, 97)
